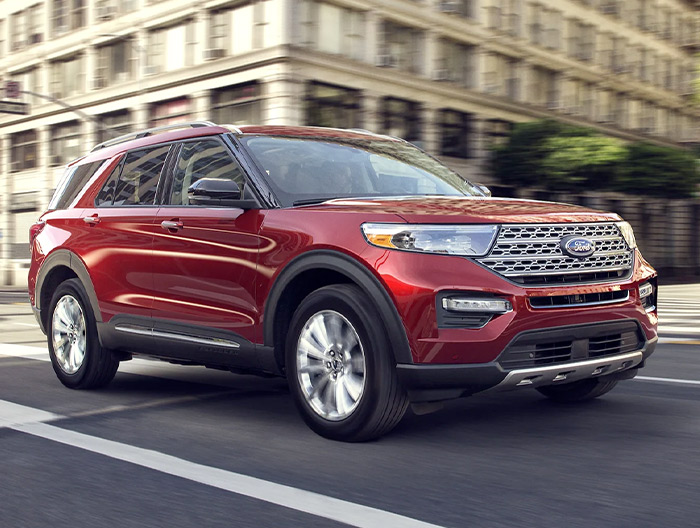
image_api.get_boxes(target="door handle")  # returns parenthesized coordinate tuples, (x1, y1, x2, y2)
(83, 215, 100, 225)
(161, 220, 184, 231)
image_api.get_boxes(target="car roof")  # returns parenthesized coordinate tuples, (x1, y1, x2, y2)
(71, 124, 399, 168)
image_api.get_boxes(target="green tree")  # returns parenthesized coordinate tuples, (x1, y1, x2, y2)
(492, 120, 624, 191)
(617, 143, 699, 199)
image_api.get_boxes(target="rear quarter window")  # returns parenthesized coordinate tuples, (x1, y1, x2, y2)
(48, 161, 106, 210)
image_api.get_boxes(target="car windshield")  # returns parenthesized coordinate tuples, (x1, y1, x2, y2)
(239, 135, 482, 207)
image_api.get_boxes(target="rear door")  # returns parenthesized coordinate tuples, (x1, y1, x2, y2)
(151, 137, 264, 367)
(78, 144, 172, 329)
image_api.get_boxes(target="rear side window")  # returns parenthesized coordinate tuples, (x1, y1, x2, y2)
(97, 145, 170, 206)
(48, 161, 105, 210)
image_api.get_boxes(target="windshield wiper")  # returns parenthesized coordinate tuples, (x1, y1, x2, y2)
(292, 197, 341, 206)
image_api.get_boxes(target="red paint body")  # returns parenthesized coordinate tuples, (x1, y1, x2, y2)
(28, 125, 658, 369)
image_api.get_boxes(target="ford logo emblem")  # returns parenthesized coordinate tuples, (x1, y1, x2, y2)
(561, 236, 596, 258)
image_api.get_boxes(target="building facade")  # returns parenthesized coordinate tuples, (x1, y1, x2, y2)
(0, 0, 698, 285)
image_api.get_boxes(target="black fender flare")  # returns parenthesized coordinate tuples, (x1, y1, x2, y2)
(263, 250, 413, 364)
(36, 249, 103, 326)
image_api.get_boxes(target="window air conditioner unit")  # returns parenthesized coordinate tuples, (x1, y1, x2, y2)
(376, 54, 398, 68)
(204, 48, 225, 60)
(29, 34, 43, 44)
(97, 5, 116, 21)
(432, 69, 451, 81)
(439, 0, 460, 13)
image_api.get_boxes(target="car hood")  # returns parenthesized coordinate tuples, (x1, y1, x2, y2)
(301, 196, 621, 224)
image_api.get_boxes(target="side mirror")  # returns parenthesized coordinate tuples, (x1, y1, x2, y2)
(476, 184, 492, 198)
(187, 178, 258, 209)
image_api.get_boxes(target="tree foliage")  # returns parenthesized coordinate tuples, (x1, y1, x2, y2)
(492, 120, 699, 198)
(617, 142, 699, 199)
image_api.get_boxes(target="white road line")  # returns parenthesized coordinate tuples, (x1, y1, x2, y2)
(635, 376, 700, 387)
(0, 400, 62, 428)
(2, 402, 444, 528)
(658, 337, 700, 344)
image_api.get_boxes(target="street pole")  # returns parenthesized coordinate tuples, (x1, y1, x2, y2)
(20, 89, 121, 138)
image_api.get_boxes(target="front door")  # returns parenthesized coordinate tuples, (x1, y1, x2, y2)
(151, 138, 263, 367)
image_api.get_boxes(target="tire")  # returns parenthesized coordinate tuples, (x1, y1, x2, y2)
(536, 377, 619, 403)
(285, 284, 408, 442)
(47, 278, 119, 389)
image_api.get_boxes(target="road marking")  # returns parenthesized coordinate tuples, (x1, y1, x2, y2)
(635, 376, 700, 387)
(6, 322, 40, 327)
(658, 337, 700, 345)
(2, 401, 444, 528)
(0, 400, 61, 428)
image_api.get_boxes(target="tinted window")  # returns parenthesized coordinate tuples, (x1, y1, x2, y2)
(110, 145, 170, 206)
(169, 140, 246, 206)
(49, 161, 105, 210)
(240, 136, 480, 207)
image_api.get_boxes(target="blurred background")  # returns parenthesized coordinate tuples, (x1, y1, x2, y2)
(0, 0, 698, 286)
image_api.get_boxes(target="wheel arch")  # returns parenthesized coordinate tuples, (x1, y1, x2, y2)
(263, 250, 413, 371)
(36, 250, 102, 331)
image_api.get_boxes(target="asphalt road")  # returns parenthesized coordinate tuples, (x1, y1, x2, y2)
(1, 285, 699, 528)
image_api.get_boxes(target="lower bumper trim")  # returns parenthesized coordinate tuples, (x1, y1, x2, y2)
(397, 336, 657, 403)
(490, 350, 642, 392)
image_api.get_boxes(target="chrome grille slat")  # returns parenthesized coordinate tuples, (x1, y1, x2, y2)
(478, 223, 633, 286)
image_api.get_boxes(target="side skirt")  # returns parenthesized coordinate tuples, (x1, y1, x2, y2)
(97, 315, 281, 377)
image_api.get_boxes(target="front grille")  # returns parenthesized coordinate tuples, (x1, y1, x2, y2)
(497, 320, 644, 371)
(478, 223, 633, 286)
(529, 290, 630, 309)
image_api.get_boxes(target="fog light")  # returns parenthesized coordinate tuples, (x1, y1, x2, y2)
(639, 282, 653, 299)
(442, 297, 512, 314)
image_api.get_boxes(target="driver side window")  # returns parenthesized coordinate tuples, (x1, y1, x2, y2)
(169, 140, 247, 206)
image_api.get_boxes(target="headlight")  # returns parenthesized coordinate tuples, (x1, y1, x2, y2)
(615, 221, 637, 249)
(361, 223, 499, 256)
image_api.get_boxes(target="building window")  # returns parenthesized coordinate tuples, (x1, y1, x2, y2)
(530, 66, 558, 108)
(528, 3, 544, 47)
(208, 0, 280, 57)
(148, 20, 195, 74)
(212, 83, 262, 125)
(483, 53, 518, 99)
(299, 1, 365, 61)
(97, 110, 133, 144)
(440, 110, 471, 159)
(10, 130, 38, 172)
(50, 121, 82, 166)
(380, 97, 421, 143)
(305, 82, 361, 129)
(437, 39, 475, 87)
(96, 39, 135, 87)
(10, 67, 43, 105)
(50, 54, 85, 98)
(150, 98, 191, 127)
(483, 119, 512, 148)
(381, 21, 424, 74)
(52, 0, 85, 36)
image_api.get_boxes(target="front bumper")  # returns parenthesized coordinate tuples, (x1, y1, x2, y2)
(397, 329, 657, 403)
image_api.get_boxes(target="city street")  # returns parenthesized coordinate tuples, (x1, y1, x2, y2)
(1, 284, 699, 528)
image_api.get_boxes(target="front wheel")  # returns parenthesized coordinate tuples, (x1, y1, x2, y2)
(47, 278, 119, 389)
(286, 284, 408, 442)
(536, 377, 619, 403)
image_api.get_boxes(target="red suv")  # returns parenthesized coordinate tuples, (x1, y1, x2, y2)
(28, 122, 658, 441)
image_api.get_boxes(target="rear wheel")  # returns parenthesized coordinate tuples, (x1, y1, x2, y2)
(47, 278, 118, 389)
(536, 377, 618, 403)
(286, 284, 408, 442)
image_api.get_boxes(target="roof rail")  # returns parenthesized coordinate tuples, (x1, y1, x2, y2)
(90, 121, 218, 152)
